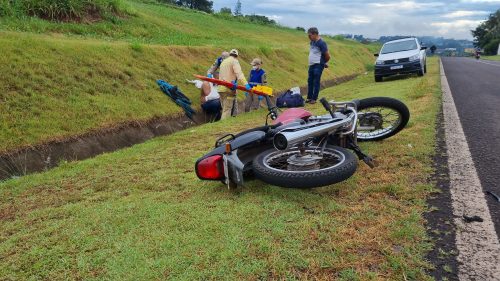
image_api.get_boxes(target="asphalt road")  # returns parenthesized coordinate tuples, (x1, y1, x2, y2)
(441, 57, 500, 239)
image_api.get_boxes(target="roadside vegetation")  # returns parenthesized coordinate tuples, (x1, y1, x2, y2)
(1, 1, 443, 278)
(0, 0, 334, 47)
(0, 58, 441, 280)
(0, 0, 129, 21)
(482, 55, 500, 61)
(472, 9, 500, 55)
(0, 0, 376, 153)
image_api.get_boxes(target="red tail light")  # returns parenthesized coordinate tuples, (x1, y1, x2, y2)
(196, 155, 224, 180)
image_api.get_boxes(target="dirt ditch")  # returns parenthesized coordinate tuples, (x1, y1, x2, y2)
(424, 109, 459, 280)
(0, 74, 358, 181)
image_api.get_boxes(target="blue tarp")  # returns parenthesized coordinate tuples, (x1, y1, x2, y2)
(157, 80, 196, 120)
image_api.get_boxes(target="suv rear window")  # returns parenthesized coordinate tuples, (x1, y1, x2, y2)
(381, 40, 418, 54)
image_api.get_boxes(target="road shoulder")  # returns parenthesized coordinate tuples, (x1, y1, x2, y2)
(440, 59, 500, 280)
(425, 108, 459, 280)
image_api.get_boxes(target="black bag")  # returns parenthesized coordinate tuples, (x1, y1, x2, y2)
(276, 90, 304, 108)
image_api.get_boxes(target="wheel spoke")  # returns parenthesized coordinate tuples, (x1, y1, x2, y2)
(263, 148, 345, 172)
(357, 106, 402, 140)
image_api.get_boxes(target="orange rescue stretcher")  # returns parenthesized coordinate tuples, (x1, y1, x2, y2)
(194, 75, 273, 97)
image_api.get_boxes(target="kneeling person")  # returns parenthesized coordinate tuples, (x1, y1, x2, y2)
(197, 80, 221, 120)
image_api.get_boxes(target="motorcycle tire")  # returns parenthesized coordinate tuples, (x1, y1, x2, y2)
(357, 97, 410, 141)
(252, 145, 357, 189)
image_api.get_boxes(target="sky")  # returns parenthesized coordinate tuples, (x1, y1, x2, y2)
(213, 0, 500, 40)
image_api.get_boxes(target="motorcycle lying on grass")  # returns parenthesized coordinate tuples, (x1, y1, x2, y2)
(195, 76, 410, 189)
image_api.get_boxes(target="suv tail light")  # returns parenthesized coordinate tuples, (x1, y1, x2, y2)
(196, 155, 224, 180)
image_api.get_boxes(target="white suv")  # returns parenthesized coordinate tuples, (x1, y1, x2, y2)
(374, 37, 427, 82)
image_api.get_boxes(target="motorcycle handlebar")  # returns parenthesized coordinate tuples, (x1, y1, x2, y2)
(320, 98, 335, 118)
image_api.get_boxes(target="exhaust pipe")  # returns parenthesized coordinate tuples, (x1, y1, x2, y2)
(273, 118, 352, 150)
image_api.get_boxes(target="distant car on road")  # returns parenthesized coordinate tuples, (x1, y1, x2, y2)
(374, 37, 427, 82)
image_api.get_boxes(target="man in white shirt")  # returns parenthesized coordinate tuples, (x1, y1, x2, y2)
(194, 80, 221, 120)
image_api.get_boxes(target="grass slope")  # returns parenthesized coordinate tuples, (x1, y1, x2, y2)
(0, 0, 371, 49)
(0, 0, 127, 21)
(0, 1, 376, 153)
(0, 58, 441, 280)
(482, 55, 500, 61)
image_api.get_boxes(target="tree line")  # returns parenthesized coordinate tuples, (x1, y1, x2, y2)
(472, 9, 500, 55)
(157, 0, 214, 13)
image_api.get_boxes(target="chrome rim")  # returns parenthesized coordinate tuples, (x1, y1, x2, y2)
(262, 147, 346, 173)
(357, 106, 402, 140)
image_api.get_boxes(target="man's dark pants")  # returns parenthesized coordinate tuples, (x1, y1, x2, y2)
(307, 64, 325, 101)
(201, 99, 222, 121)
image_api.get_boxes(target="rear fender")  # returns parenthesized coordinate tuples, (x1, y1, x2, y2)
(224, 151, 245, 186)
(196, 130, 270, 186)
(200, 131, 267, 159)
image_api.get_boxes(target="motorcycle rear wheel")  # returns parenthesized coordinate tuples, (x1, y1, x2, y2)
(252, 145, 357, 188)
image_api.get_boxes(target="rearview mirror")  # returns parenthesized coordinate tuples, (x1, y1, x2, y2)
(374, 53, 379, 57)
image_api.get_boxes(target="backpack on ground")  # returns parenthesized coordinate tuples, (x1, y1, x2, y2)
(276, 87, 304, 108)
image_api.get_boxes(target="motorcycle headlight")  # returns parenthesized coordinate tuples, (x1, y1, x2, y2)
(409, 54, 420, 61)
(375, 60, 385, 65)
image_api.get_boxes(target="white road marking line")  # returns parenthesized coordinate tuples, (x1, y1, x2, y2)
(440, 59, 500, 280)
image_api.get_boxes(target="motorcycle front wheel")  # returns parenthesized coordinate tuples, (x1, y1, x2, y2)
(252, 145, 357, 188)
(357, 97, 410, 141)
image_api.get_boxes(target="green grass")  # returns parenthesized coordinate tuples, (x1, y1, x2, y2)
(0, 58, 441, 280)
(0, 31, 374, 153)
(0, 0, 358, 48)
(0, 0, 127, 21)
(482, 55, 500, 61)
(0, 0, 377, 153)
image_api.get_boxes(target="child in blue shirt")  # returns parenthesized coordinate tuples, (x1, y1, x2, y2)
(245, 58, 268, 112)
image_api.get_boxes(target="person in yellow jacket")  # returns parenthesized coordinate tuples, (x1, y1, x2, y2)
(218, 49, 252, 119)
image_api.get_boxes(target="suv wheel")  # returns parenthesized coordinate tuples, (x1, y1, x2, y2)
(417, 61, 425, 76)
(375, 75, 383, 82)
